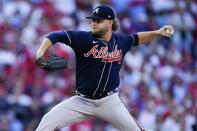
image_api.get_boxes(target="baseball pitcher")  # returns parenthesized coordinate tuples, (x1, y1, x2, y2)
(35, 5, 174, 131)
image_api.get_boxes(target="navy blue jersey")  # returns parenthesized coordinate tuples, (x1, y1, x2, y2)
(47, 31, 138, 97)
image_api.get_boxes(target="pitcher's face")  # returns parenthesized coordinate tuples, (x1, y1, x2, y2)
(91, 19, 112, 37)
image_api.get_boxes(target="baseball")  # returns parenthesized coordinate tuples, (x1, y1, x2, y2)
(166, 29, 170, 34)
(166, 29, 174, 35)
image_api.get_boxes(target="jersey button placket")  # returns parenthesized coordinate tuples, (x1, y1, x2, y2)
(100, 39, 116, 97)
(92, 41, 108, 99)
(98, 41, 109, 97)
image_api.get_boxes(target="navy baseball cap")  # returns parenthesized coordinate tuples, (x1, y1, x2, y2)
(86, 5, 115, 20)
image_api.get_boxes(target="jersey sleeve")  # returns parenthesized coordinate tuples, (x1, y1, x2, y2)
(121, 33, 139, 53)
(46, 30, 80, 50)
(127, 33, 139, 49)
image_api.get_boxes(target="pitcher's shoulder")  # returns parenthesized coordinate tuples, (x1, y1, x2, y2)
(114, 33, 129, 40)
(114, 33, 138, 41)
(73, 31, 92, 37)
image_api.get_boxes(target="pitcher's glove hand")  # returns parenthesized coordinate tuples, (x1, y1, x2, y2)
(35, 55, 68, 71)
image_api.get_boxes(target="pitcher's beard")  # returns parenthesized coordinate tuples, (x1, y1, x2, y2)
(92, 28, 108, 39)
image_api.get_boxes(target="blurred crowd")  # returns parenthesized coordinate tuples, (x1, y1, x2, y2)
(0, 0, 197, 131)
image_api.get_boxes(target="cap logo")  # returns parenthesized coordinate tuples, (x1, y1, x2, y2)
(108, 15, 111, 18)
(93, 8, 99, 13)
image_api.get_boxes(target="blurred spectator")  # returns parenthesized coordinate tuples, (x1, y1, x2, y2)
(138, 100, 156, 130)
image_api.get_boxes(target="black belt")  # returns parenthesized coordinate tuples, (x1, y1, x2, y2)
(76, 89, 118, 100)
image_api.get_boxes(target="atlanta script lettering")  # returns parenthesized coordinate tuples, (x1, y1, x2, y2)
(84, 45, 122, 64)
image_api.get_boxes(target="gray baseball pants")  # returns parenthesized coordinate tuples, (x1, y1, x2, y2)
(36, 93, 144, 131)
